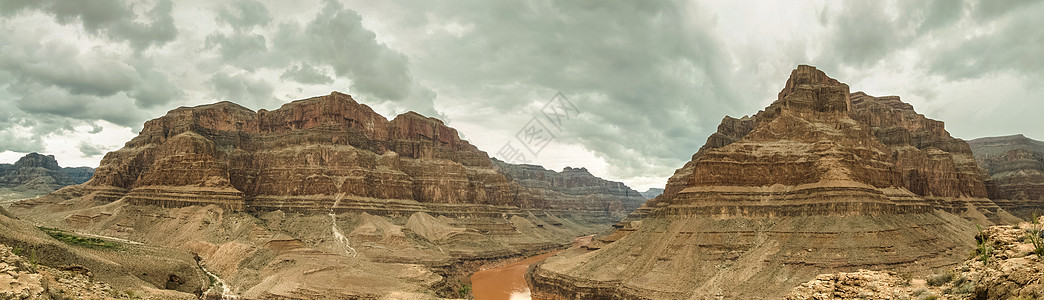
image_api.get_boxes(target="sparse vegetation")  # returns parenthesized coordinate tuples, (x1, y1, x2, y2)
(38, 227, 120, 250)
(941, 275, 976, 295)
(1027, 212, 1044, 258)
(13, 246, 40, 272)
(458, 283, 471, 298)
(926, 271, 953, 287)
(975, 224, 993, 266)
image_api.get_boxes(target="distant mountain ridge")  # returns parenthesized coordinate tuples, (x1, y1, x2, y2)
(969, 134, 1044, 217)
(640, 188, 663, 199)
(0, 153, 94, 201)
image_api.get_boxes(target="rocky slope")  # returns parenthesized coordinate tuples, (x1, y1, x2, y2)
(969, 134, 1044, 218)
(0, 206, 206, 299)
(11, 92, 644, 298)
(528, 65, 1013, 299)
(0, 153, 95, 202)
(786, 219, 1044, 300)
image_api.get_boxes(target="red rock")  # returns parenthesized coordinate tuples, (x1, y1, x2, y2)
(529, 65, 1002, 299)
(57, 92, 640, 217)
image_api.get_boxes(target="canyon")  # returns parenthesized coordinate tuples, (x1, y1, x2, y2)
(0, 153, 93, 203)
(527, 65, 1019, 299)
(8, 92, 645, 298)
(969, 134, 1044, 219)
(2, 66, 1040, 299)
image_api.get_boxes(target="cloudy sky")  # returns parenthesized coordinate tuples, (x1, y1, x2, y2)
(0, 0, 1041, 191)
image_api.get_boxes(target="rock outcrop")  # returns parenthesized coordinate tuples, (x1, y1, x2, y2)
(0, 153, 94, 202)
(788, 219, 1044, 300)
(0, 206, 207, 298)
(11, 92, 645, 298)
(33, 92, 639, 219)
(528, 65, 1009, 299)
(492, 159, 646, 220)
(969, 134, 1044, 218)
(0, 242, 125, 299)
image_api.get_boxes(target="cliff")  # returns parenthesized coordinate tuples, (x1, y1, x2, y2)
(528, 65, 1012, 299)
(0, 153, 94, 202)
(492, 159, 646, 219)
(25, 92, 641, 219)
(969, 134, 1044, 217)
(11, 92, 645, 298)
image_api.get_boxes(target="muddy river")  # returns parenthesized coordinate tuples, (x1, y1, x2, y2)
(470, 235, 593, 300)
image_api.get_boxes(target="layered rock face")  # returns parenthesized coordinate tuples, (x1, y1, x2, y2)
(11, 92, 646, 298)
(849, 92, 990, 199)
(492, 159, 645, 219)
(52, 92, 637, 219)
(0, 153, 94, 201)
(969, 134, 1044, 217)
(529, 65, 1002, 299)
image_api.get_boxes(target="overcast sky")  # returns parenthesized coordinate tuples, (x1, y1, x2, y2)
(0, 0, 1041, 191)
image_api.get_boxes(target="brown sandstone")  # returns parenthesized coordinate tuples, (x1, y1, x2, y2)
(11, 92, 645, 298)
(969, 134, 1044, 218)
(528, 65, 1012, 299)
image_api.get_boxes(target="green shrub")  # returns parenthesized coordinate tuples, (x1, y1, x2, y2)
(975, 225, 993, 266)
(458, 284, 471, 298)
(926, 272, 953, 286)
(945, 280, 975, 294)
(1028, 213, 1044, 258)
(38, 227, 120, 250)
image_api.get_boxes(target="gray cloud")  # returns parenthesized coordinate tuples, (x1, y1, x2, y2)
(0, 0, 1040, 189)
(204, 31, 269, 70)
(818, 0, 1044, 80)
(929, 1, 1044, 80)
(0, 30, 176, 127)
(343, 0, 738, 179)
(818, 1, 920, 69)
(0, 40, 137, 97)
(0, 0, 177, 50)
(210, 72, 277, 108)
(13, 86, 148, 128)
(217, 0, 271, 29)
(270, 0, 438, 116)
(281, 64, 334, 85)
(0, 131, 45, 153)
(200, 0, 441, 117)
(77, 141, 108, 157)
(973, 0, 1042, 20)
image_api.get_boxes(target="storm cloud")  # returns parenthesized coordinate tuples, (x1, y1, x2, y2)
(0, 0, 1041, 191)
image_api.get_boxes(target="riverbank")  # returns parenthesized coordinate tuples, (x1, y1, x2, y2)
(471, 235, 594, 300)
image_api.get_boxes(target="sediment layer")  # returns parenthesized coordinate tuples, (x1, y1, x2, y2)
(529, 65, 1007, 299)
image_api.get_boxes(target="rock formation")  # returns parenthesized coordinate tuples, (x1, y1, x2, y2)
(11, 92, 645, 298)
(788, 218, 1044, 299)
(492, 159, 646, 219)
(969, 134, 1044, 218)
(31, 92, 639, 218)
(0, 206, 206, 298)
(528, 65, 1011, 299)
(0, 153, 94, 202)
(640, 188, 663, 199)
